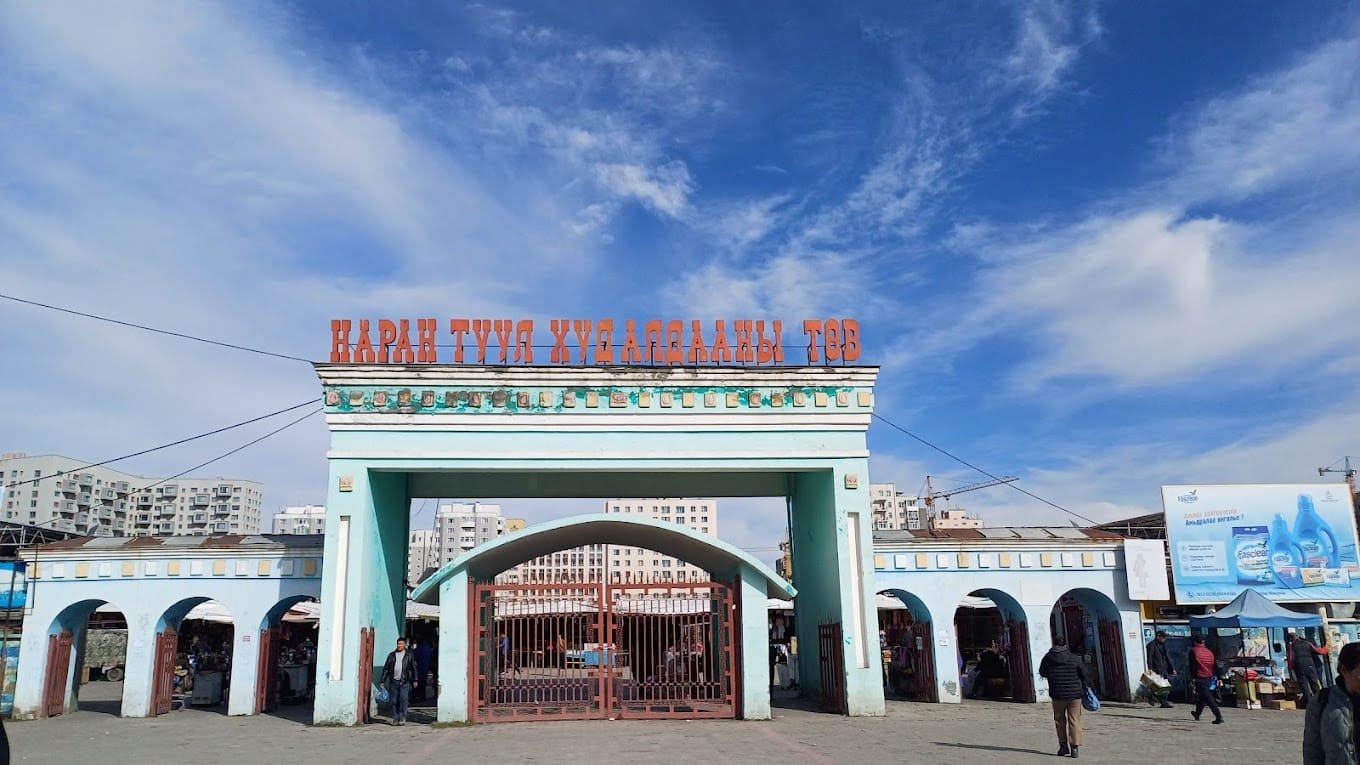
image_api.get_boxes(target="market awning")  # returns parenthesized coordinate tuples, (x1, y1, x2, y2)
(1188, 588, 1324, 629)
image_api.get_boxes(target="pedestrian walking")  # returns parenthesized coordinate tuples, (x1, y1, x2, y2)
(1187, 635, 1223, 725)
(1303, 641, 1360, 764)
(1290, 631, 1329, 709)
(1039, 637, 1090, 758)
(379, 637, 419, 725)
(1146, 630, 1176, 708)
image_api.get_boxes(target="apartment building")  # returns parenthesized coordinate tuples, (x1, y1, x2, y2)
(271, 504, 326, 535)
(0, 453, 263, 537)
(408, 529, 438, 584)
(869, 482, 925, 531)
(931, 509, 985, 529)
(505, 499, 719, 586)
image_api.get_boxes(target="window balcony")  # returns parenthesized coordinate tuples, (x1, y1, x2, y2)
(77, 474, 94, 487)
(100, 488, 117, 500)
(189, 514, 207, 524)
(191, 494, 210, 506)
(213, 505, 232, 515)
(213, 523, 230, 533)
(214, 485, 232, 496)
(157, 523, 174, 534)
(162, 485, 178, 496)
(61, 480, 78, 493)
(115, 481, 130, 493)
(158, 505, 177, 517)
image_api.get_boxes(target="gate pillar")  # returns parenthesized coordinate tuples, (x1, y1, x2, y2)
(737, 562, 771, 720)
(790, 463, 885, 717)
(436, 569, 472, 724)
(314, 465, 410, 725)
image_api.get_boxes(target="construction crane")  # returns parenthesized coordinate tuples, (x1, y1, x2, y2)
(1319, 456, 1357, 510)
(921, 475, 1020, 511)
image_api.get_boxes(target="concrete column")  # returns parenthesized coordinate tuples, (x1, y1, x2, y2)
(12, 608, 55, 720)
(737, 563, 770, 720)
(789, 462, 885, 717)
(928, 594, 963, 704)
(437, 570, 470, 723)
(1025, 605, 1054, 704)
(313, 461, 369, 725)
(119, 607, 157, 717)
(227, 610, 262, 716)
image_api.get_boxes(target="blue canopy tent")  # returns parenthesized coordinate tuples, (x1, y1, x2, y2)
(1189, 589, 1323, 629)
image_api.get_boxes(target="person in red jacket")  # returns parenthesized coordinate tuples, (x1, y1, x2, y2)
(1188, 635, 1223, 724)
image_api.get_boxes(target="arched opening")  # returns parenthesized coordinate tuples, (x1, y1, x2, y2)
(955, 588, 1035, 703)
(41, 599, 127, 717)
(256, 595, 319, 721)
(411, 514, 793, 724)
(1051, 588, 1128, 701)
(878, 589, 935, 702)
(158, 597, 235, 715)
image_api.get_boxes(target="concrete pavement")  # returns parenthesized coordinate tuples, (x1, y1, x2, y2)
(8, 683, 1299, 764)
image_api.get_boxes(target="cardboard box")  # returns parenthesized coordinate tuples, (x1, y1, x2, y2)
(1265, 698, 1297, 711)
(1256, 681, 1278, 696)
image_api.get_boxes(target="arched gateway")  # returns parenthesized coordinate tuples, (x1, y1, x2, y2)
(412, 515, 794, 722)
(312, 363, 884, 724)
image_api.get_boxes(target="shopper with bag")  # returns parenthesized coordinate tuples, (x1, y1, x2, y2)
(1040, 637, 1090, 759)
(379, 637, 419, 725)
(1145, 631, 1176, 708)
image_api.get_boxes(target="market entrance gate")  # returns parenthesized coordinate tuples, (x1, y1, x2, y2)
(312, 364, 884, 725)
(471, 580, 736, 722)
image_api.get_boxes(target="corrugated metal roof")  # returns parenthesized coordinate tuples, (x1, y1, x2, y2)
(875, 526, 1128, 543)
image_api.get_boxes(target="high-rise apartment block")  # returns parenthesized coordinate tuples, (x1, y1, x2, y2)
(504, 499, 719, 585)
(271, 504, 326, 534)
(404, 502, 527, 582)
(869, 483, 925, 531)
(408, 529, 439, 583)
(0, 453, 263, 536)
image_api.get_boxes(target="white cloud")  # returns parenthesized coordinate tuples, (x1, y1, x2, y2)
(1001, 0, 1101, 117)
(593, 161, 695, 218)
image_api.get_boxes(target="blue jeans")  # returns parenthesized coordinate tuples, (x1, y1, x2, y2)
(388, 681, 411, 722)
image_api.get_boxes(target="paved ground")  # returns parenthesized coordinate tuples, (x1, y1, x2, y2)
(9, 683, 1303, 764)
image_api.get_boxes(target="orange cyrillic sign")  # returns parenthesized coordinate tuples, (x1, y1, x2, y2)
(327, 318, 861, 365)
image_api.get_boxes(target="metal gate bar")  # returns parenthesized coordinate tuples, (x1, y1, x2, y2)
(471, 579, 736, 723)
(818, 622, 846, 714)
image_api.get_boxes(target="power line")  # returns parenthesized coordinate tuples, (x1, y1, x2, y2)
(0, 292, 313, 364)
(870, 412, 1098, 526)
(137, 407, 322, 493)
(4, 399, 321, 490)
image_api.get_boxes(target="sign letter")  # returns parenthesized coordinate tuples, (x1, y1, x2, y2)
(449, 319, 470, 363)
(330, 319, 352, 363)
(803, 320, 824, 363)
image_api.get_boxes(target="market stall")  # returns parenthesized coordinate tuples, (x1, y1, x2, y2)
(1189, 589, 1323, 710)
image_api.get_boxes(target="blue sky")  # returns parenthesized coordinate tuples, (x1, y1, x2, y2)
(1, 1, 1358, 551)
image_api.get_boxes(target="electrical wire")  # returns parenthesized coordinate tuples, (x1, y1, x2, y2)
(870, 412, 1099, 526)
(136, 407, 322, 493)
(0, 292, 313, 364)
(3, 399, 321, 489)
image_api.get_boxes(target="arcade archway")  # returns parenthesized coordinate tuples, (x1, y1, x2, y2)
(955, 588, 1034, 703)
(156, 597, 236, 715)
(1051, 588, 1129, 702)
(312, 364, 883, 725)
(411, 515, 793, 723)
(40, 599, 128, 718)
(878, 589, 935, 702)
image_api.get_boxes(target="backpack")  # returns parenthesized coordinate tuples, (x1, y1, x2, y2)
(1317, 687, 1331, 710)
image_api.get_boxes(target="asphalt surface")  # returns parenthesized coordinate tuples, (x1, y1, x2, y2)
(8, 682, 1304, 764)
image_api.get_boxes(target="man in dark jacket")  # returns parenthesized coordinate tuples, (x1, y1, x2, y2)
(1188, 635, 1223, 724)
(1303, 641, 1360, 765)
(1040, 637, 1089, 759)
(1146, 631, 1176, 708)
(1290, 631, 1329, 709)
(380, 637, 419, 725)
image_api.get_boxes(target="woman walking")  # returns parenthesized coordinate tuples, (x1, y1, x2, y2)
(1039, 637, 1090, 758)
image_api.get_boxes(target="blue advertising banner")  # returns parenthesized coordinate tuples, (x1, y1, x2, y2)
(1162, 484, 1359, 605)
(0, 563, 25, 610)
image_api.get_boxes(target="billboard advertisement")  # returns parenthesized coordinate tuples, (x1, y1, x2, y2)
(1162, 484, 1359, 604)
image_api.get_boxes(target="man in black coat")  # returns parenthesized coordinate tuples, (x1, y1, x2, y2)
(380, 637, 419, 725)
(1040, 637, 1090, 759)
(1145, 631, 1176, 708)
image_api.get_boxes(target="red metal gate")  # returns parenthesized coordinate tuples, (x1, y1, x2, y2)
(152, 630, 177, 716)
(42, 632, 73, 718)
(357, 627, 375, 724)
(1097, 619, 1129, 702)
(1007, 621, 1036, 703)
(817, 622, 846, 714)
(470, 580, 736, 723)
(907, 621, 937, 702)
(256, 626, 280, 713)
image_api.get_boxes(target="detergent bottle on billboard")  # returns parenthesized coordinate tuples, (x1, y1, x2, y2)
(1231, 526, 1272, 585)
(1293, 494, 1339, 568)
(1268, 513, 1306, 589)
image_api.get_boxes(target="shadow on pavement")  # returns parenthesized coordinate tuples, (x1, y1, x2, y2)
(935, 742, 1053, 756)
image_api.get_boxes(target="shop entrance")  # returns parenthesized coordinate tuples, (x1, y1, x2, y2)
(471, 579, 735, 722)
(879, 589, 936, 702)
(42, 600, 128, 718)
(1051, 588, 1129, 702)
(955, 589, 1034, 703)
